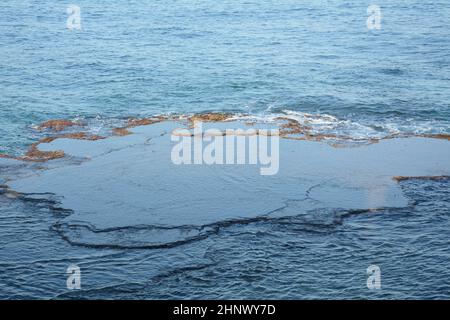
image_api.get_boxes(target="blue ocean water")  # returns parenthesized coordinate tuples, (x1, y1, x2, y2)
(1, 1, 450, 299)
(1, 0, 450, 154)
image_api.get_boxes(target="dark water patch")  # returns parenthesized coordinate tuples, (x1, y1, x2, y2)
(377, 68, 405, 76)
(1, 176, 450, 299)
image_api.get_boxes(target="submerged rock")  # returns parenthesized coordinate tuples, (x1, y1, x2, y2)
(3, 120, 450, 249)
(36, 119, 80, 132)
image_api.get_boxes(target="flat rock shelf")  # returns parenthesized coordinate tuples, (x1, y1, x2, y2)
(3, 120, 450, 249)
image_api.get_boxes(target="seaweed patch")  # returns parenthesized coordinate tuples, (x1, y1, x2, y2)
(393, 175, 450, 182)
(112, 127, 132, 136)
(188, 113, 233, 126)
(127, 117, 164, 128)
(36, 119, 80, 132)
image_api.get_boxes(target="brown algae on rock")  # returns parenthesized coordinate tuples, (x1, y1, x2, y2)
(393, 175, 450, 182)
(36, 119, 80, 132)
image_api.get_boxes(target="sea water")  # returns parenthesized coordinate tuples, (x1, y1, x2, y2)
(1, 1, 450, 299)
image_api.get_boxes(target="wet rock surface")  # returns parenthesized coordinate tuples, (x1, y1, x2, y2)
(1, 119, 449, 299)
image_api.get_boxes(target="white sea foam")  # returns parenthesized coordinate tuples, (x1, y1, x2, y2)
(230, 110, 449, 141)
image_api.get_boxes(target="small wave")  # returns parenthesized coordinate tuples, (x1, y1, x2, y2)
(230, 109, 450, 141)
(230, 110, 388, 141)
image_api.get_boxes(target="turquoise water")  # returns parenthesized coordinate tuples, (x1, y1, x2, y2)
(1, 0, 450, 154)
(1, 1, 450, 299)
